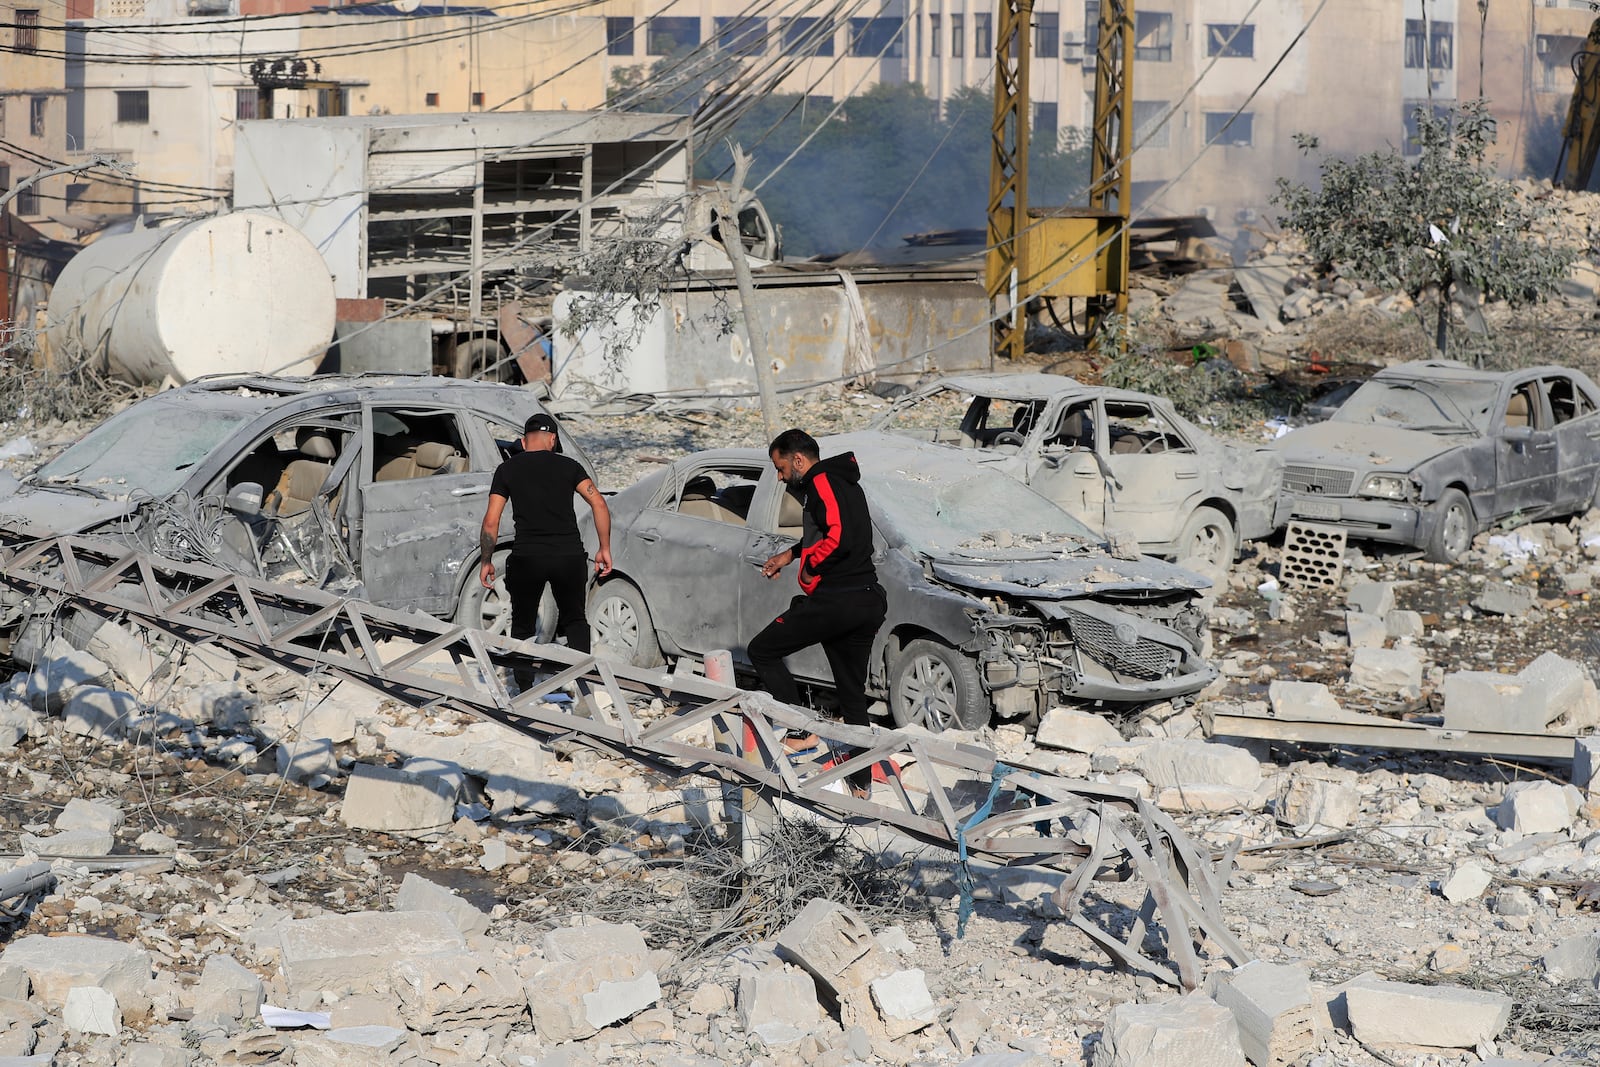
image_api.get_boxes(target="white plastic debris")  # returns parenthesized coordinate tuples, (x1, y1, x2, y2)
(260, 1005, 331, 1029)
(1258, 578, 1282, 601)
(0, 436, 35, 460)
(1487, 533, 1541, 561)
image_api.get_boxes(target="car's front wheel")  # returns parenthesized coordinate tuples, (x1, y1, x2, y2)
(1176, 506, 1237, 582)
(889, 638, 989, 732)
(588, 579, 663, 668)
(455, 550, 554, 639)
(1424, 488, 1474, 563)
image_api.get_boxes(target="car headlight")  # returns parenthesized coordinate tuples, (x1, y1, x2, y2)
(1360, 473, 1415, 500)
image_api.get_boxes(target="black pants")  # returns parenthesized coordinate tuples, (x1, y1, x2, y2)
(748, 585, 887, 787)
(506, 549, 589, 690)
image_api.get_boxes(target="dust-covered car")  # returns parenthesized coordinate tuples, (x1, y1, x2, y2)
(1271, 361, 1600, 562)
(583, 431, 1216, 731)
(0, 374, 591, 647)
(869, 373, 1284, 577)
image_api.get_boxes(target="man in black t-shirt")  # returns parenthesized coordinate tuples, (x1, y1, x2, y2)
(479, 413, 611, 689)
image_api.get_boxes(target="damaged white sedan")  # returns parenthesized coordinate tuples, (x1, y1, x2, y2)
(870, 373, 1284, 578)
(0, 374, 589, 651)
(586, 431, 1217, 731)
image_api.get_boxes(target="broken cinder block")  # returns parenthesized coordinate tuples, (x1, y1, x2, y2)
(1212, 960, 1316, 1067)
(774, 899, 891, 997)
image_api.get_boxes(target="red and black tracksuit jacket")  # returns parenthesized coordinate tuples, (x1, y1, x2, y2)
(793, 452, 877, 595)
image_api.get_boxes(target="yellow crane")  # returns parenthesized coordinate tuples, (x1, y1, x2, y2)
(1555, 16, 1600, 192)
(986, 0, 1133, 359)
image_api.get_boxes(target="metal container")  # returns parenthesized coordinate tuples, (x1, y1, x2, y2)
(45, 212, 336, 384)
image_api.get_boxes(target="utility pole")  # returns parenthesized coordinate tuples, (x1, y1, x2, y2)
(986, 0, 1034, 362)
(713, 144, 781, 443)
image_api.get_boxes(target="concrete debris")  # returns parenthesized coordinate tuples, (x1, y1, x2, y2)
(62, 986, 119, 1036)
(1384, 609, 1424, 640)
(53, 798, 123, 835)
(61, 687, 138, 739)
(24, 647, 112, 713)
(1494, 780, 1579, 834)
(737, 967, 823, 1044)
(389, 953, 526, 1033)
(192, 955, 264, 1023)
(1278, 766, 1359, 831)
(1343, 612, 1386, 649)
(774, 899, 892, 1000)
(1134, 738, 1262, 791)
(1542, 931, 1600, 984)
(1575, 736, 1600, 793)
(1342, 976, 1512, 1048)
(276, 911, 466, 995)
(393, 873, 490, 938)
(1346, 647, 1422, 693)
(1211, 961, 1317, 1067)
(1266, 681, 1342, 719)
(867, 969, 937, 1038)
(1093, 992, 1248, 1067)
(339, 762, 458, 835)
(1471, 582, 1538, 617)
(526, 950, 659, 1043)
(1345, 581, 1396, 618)
(1439, 861, 1493, 903)
(0, 937, 152, 1015)
(1034, 707, 1123, 753)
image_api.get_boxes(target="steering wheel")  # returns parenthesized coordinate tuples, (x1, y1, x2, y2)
(993, 431, 1026, 448)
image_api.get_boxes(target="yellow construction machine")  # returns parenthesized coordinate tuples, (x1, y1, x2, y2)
(1554, 16, 1600, 191)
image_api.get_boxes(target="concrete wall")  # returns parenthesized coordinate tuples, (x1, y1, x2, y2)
(552, 272, 991, 402)
(1, 1, 72, 223)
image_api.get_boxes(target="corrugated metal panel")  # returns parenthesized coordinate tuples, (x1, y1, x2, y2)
(368, 150, 478, 192)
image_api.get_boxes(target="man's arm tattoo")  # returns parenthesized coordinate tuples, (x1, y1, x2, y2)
(479, 530, 496, 561)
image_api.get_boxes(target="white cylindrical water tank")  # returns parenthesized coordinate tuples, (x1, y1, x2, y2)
(45, 211, 337, 384)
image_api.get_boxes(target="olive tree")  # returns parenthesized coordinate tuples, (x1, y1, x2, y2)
(1272, 100, 1578, 359)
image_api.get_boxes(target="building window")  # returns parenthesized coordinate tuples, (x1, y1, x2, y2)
(1135, 11, 1172, 62)
(848, 17, 904, 58)
(928, 13, 940, 56)
(606, 16, 634, 56)
(15, 9, 39, 54)
(1205, 23, 1253, 58)
(16, 180, 39, 216)
(1133, 99, 1170, 148)
(1402, 100, 1451, 156)
(0, 166, 9, 202)
(116, 90, 149, 125)
(470, 91, 484, 107)
(974, 13, 991, 56)
(66, 183, 88, 208)
(714, 16, 765, 55)
(1431, 21, 1453, 70)
(235, 89, 260, 121)
(1035, 12, 1059, 58)
(29, 96, 46, 137)
(951, 14, 964, 56)
(425, 92, 440, 107)
(648, 17, 700, 56)
(782, 17, 833, 56)
(1405, 19, 1425, 68)
(1034, 102, 1058, 141)
(1205, 110, 1253, 146)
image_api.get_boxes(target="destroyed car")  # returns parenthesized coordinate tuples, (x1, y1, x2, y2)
(869, 373, 1284, 577)
(0, 374, 590, 647)
(1271, 361, 1600, 562)
(585, 431, 1216, 730)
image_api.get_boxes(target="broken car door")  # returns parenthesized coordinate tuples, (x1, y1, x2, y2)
(1024, 401, 1108, 531)
(1543, 374, 1600, 511)
(1101, 399, 1203, 546)
(1493, 379, 1560, 520)
(358, 407, 482, 616)
(629, 463, 763, 657)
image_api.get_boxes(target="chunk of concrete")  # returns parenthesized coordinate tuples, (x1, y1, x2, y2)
(389, 953, 527, 1033)
(1441, 671, 1539, 732)
(1035, 708, 1123, 753)
(1494, 780, 1578, 834)
(1267, 681, 1343, 720)
(1345, 581, 1396, 617)
(774, 899, 891, 997)
(1385, 610, 1425, 640)
(1344, 977, 1511, 1047)
(1472, 582, 1537, 617)
(1348, 647, 1422, 692)
(85, 621, 157, 692)
(277, 911, 465, 995)
(339, 762, 457, 834)
(193, 955, 263, 1023)
(868, 969, 937, 1039)
(1134, 738, 1261, 791)
(0, 701, 40, 750)
(1344, 612, 1387, 649)
(0, 935, 151, 1014)
(19, 829, 113, 857)
(25, 648, 111, 713)
(63, 986, 119, 1036)
(543, 922, 647, 964)
(1279, 768, 1360, 831)
(1542, 931, 1600, 984)
(1212, 960, 1316, 1067)
(276, 738, 338, 784)
(1155, 784, 1263, 814)
(737, 968, 822, 1044)
(525, 954, 654, 1043)
(62, 687, 138, 739)
(54, 798, 123, 835)
(1440, 861, 1492, 903)
(393, 873, 490, 938)
(583, 969, 661, 1033)
(1575, 737, 1600, 794)
(1093, 991, 1248, 1067)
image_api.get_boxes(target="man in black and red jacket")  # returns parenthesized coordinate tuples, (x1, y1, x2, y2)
(749, 429, 888, 796)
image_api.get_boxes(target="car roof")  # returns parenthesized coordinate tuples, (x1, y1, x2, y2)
(180, 372, 538, 405)
(1372, 360, 1586, 384)
(665, 432, 1011, 479)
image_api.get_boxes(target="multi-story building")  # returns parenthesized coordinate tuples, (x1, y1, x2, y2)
(2, 0, 85, 225)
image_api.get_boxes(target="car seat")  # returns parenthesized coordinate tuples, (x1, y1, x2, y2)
(679, 475, 746, 524)
(1505, 391, 1532, 429)
(1053, 410, 1093, 449)
(778, 490, 804, 537)
(267, 429, 336, 516)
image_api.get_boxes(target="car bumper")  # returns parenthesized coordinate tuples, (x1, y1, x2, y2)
(1061, 658, 1219, 703)
(1283, 494, 1432, 548)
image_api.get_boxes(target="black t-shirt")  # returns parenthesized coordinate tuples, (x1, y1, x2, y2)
(488, 451, 589, 553)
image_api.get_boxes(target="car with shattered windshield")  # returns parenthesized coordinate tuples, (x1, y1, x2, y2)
(0, 374, 591, 648)
(1271, 361, 1600, 562)
(584, 431, 1216, 731)
(868, 373, 1284, 578)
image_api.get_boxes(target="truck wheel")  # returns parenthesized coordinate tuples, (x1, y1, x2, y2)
(1176, 506, 1237, 582)
(1424, 489, 1474, 563)
(889, 638, 989, 732)
(588, 579, 663, 668)
(455, 550, 554, 639)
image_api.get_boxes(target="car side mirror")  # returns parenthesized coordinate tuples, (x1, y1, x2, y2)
(1502, 425, 1534, 444)
(225, 482, 264, 518)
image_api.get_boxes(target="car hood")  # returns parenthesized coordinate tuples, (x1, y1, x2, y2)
(1273, 421, 1462, 471)
(0, 477, 133, 538)
(927, 553, 1210, 599)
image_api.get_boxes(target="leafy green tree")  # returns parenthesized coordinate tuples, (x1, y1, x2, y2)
(1272, 100, 1578, 358)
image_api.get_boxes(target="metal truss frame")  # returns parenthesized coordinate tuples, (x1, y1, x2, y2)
(0, 533, 1249, 988)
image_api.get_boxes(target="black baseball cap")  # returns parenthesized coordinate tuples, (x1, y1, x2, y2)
(523, 413, 559, 435)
